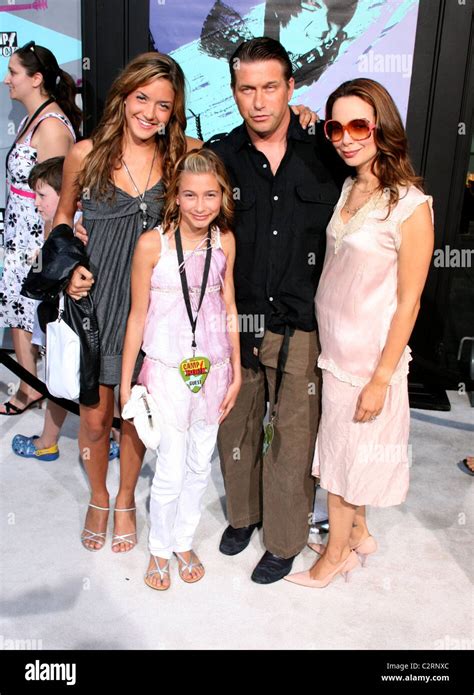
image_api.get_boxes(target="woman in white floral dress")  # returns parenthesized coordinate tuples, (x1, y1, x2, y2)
(0, 42, 81, 415)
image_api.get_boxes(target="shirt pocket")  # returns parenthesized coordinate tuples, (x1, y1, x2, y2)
(295, 183, 339, 234)
(234, 186, 256, 243)
(295, 184, 338, 269)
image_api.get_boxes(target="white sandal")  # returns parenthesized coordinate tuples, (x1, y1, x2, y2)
(174, 551, 205, 584)
(112, 506, 137, 552)
(81, 503, 109, 551)
(144, 556, 170, 591)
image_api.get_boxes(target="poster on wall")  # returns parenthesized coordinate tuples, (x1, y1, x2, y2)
(149, 0, 420, 142)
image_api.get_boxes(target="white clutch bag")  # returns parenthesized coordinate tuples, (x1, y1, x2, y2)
(46, 293, 80, 400)
(122, 385, 161, 450)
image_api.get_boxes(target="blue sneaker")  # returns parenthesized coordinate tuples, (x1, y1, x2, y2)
(12, 434, 59, 461)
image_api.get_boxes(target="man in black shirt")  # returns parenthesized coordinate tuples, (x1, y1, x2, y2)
(207, 37, 349, 583)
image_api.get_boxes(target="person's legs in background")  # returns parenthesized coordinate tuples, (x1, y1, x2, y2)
(0, 328, 43, 413)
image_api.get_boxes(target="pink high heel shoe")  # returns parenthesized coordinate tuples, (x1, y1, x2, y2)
(308, 535, 378, 567)
(284, 550, 360, 588)
(351, 535, 378, 566)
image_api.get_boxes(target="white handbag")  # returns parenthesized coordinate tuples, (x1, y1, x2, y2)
(46, 293, 81, 400)
(122, 385, 161, 450)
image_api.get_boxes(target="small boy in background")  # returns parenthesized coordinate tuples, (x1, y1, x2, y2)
(11, 157, 120, 462)
(29, 156, 64, 240)
(28, 157, 64, 347)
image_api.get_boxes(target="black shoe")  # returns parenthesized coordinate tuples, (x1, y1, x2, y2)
(251, 551, 296, 584)
(219, 522, 261, 556)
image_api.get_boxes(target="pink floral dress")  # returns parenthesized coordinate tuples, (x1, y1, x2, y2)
(0, 112, 75, 331)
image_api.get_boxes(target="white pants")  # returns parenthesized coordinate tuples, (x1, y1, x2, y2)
(148, 419, 219, 559)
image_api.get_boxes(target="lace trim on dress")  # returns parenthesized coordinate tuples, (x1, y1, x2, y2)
(332, 178, 390, 254)
(394, 194, 434, 251)
(318, 347, 412, 387)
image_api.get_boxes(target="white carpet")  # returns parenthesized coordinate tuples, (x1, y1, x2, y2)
(1, 362, 473, 650)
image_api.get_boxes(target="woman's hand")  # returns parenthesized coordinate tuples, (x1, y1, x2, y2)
(353, 379, 389, 423)
(74, 214, 89, 246)
(218, 376, 242, 424)
(290, 104, 319, 129)
(66, 265, 94, 301)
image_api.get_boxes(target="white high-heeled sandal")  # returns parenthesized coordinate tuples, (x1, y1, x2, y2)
(112, 506, 137, 552)
(81, 503, 109, 551)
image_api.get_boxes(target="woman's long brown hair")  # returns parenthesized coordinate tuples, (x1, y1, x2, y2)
(325, 78, 424, 214)
(79, 52, 187, 200)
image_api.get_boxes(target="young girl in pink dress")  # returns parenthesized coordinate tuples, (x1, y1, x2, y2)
(121, 149, 241, 590)
(285, 79, 434, 589)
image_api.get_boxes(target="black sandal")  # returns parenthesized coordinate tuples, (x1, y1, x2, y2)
(0, 396, 44, 416)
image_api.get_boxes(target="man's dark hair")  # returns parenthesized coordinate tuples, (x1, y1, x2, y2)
(229, 36, 293, 89)
(28, 156, 65, 194)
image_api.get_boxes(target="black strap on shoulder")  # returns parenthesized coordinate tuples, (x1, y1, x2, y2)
(5, 98, 55, 172)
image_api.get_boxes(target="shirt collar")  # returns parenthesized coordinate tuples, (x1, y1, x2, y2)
(232, 108, 313, 151)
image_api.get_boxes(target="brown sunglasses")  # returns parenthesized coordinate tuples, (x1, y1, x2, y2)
(324, 118, 377, 143)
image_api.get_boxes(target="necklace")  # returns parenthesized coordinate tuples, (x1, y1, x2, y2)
(344, 182, 380, 215)
(178, 231, 210, 249)
(121, 145, 157, 230)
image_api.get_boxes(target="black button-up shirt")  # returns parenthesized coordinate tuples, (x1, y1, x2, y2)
(207, 110, 350, 371)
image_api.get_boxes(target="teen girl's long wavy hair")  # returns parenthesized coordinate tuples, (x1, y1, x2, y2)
(161, 149, 234, 235)
(16, 43, 82, 136)
(79, 52, 187, 200)
(325, 78, 424, 214)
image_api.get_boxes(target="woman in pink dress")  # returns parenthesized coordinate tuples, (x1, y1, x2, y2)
(285, 79, 434, 589)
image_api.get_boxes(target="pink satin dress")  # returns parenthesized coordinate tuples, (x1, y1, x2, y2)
(138, 225, 233, 431)
(313, 178, 433, 506)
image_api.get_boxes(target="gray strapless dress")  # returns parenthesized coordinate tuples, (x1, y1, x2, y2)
(82, 181, 164, 385)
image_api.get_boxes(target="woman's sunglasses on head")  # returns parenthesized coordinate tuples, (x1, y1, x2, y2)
(324, 118, 377, 143)
(20, 40, 47, 73)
